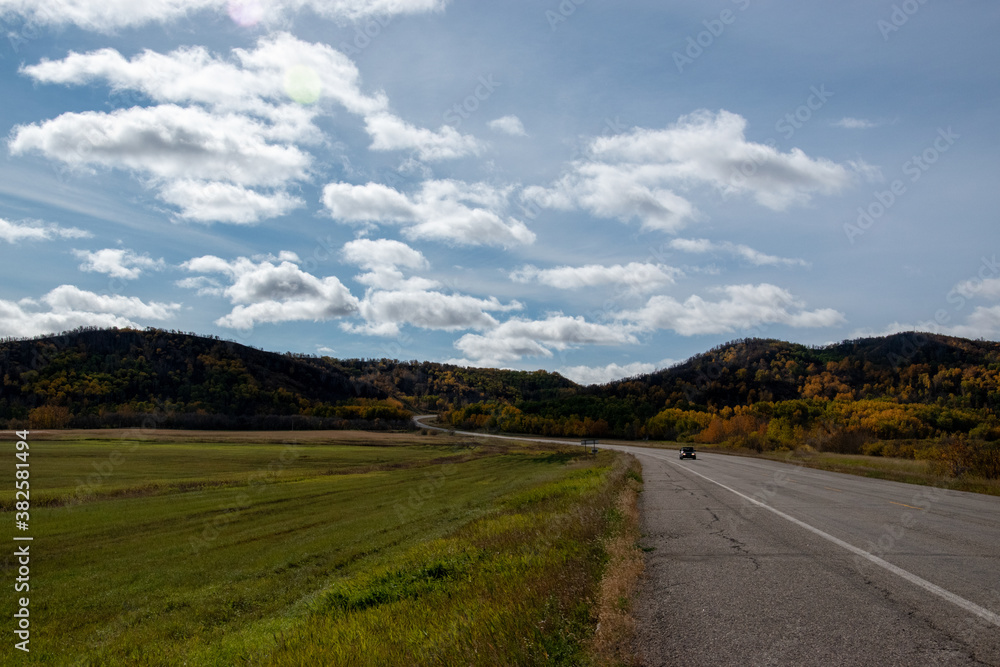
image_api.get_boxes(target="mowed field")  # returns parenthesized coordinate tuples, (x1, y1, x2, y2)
(1, 430, 640, 666)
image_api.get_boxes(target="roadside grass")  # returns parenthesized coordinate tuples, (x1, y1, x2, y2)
(263, 450, 643, 667)
(641, 440, 1000, 497)
(760, 448, 1000, 496)
(1, 432, 642, 665)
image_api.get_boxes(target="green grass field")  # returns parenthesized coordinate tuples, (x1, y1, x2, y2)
(2, 431, 639, 665)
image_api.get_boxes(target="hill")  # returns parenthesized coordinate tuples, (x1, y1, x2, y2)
(0, 327, 576, 430)
(4, 328, 1000, 475)
(443, 332, 1000, 478)
(604, 331, 1000, 409)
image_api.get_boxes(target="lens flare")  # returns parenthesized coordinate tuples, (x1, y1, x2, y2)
(227, 0, 265, 27)
(284, 65, 322, 105)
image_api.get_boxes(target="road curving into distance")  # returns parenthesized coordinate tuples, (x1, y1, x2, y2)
(413, 415, 1000, 665)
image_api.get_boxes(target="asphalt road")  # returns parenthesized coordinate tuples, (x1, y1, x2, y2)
(412, 417, 1000, 665)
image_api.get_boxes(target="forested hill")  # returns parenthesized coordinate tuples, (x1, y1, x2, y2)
(0, 328, 575, 429)
(7, 326, 997, 476)
(602, 332, 1000, 409)
(443, 332, 1000, 464)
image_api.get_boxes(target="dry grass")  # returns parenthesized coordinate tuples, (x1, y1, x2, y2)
(588, 456, 644, 667)
(765, 448, 1000, 496)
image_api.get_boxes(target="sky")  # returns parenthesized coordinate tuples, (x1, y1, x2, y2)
(0, 0, 998, 385)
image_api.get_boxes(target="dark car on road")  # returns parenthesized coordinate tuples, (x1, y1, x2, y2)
(679, 446, 696, 460)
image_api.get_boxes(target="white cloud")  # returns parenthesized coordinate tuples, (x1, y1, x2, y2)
(323, 180, 535, 246)
(953, 276, 1000, 301)
(0, 285, 179, 337)
(524, 161, 697, 232)
(0, 218, 90, 243)
(668, 238, 808, 267)
(619, 283, 845, 336)
(346, 290, 519, 336)
(510, 262, 680, 291)
(524, 110, 856, 231)
(860, 274, 1000, 340)
(12, 33, 478, 222)
(174, 276, 224, 297)
(0, 0, 449, 32)
(180, 253, 358, 329)
(488, 115, 527, 137)
(341, 238, 438, 290)
(834, 117, 878, 129)
(453, 315, 639, 366)
(10, 104, 311, 186)
(852, 314, 1000, 341)
(157, 181, 304, 224)
(365, 112, 482, 161)
(22, 34, 386, 117)
(73, 248, 165, 279)
(338, 239, 525, 337)
(341, 238, 428, 270)
(558, 359, 675, 386)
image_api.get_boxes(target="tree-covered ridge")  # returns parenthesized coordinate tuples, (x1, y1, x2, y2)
(4, 328, 1000, 463)
(0, 328, 575, 430)
(0, 328, 398, 429)
(443, 333, 1000, 479)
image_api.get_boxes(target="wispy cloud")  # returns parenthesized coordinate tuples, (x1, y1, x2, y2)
(834, 117, 878, 129)
(0, 217, 90, 243)
(668, 238, 808, 267)
(0, 0, 450, 32)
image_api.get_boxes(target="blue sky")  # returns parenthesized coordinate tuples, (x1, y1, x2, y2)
(0, 0, 998, 384)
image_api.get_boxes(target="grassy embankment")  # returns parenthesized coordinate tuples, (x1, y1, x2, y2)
(1, 430, 642, 666)
(637, 439, 1000, 496)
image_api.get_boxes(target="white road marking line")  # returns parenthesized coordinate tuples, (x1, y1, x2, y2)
(638, 450, 1000, 628)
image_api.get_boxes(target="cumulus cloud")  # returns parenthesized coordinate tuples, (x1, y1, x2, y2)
(667, 238, 808, 267)
(364, 112, 483, 161)
(9, 104, 310, 223)
(73, 248, 165, 279)
(524, 110, 856, 232)
(342, 238, 428, 270)
(0, 285, 179, 338)
(0, 0, 449, 32)
(180, 252, 358, 329)
(488, 115, 527, 136)
(524, 161, 696, 232)
(0, 218, 90, 243)
(157, 181, 304, 224)
(619, 283, 845, 336)
(510, 262, 680, 291)
(345, 290, 520, 336)
(340, 237, 438, 290)
(11, 33, 478, 222)
(558, 359, 675, 386)
(21, 34, 386, 117)
(10, 104, 312, 185)
(453, 315, 639, 366)
(323, 180, 535, 246)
